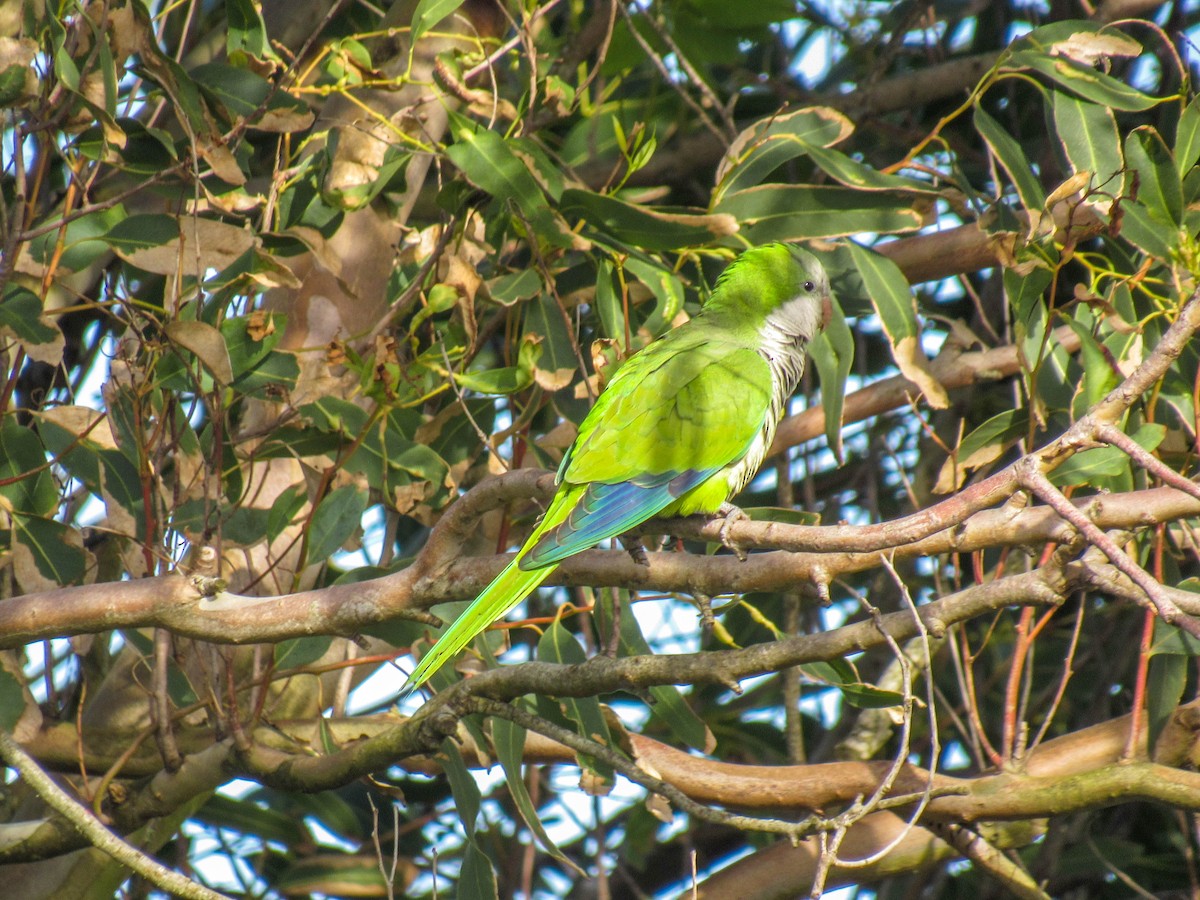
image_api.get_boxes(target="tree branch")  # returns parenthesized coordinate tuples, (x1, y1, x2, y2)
(0, 730, 231, 898)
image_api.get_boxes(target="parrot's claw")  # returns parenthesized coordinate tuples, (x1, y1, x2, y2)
(716, 502, 750, 561)
(619, 534, 650, 567)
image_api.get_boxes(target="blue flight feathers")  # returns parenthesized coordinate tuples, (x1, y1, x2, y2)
(521, 468, 716, 568)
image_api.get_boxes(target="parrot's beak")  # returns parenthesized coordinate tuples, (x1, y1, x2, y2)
(820, 295, 834, 332)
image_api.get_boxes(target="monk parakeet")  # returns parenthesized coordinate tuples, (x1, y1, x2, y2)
(404, 243, 832, 692)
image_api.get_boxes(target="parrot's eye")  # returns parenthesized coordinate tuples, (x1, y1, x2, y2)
(803, 281, 815, 292)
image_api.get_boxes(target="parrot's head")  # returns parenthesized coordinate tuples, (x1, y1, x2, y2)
(706, 243, 833, 346)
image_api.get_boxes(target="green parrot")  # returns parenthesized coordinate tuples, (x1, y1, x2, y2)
(403, 243, 832, 692)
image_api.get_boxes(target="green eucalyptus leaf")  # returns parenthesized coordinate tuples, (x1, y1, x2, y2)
(190, 62, 312, 132)
(1050, 423, 1166, 487)
(1124, 126, 1182, 226)
(936, 408, 1029, 493)
(457, 840, 499, 900)
(491, 705, 581, 871)
(488, 268, 542, 307)
(440, 736, 482, 835)
(411, 0, 467, 44)
(537, 618, 615, 786)
(1064, 314, 1119, 415)
(1177, 94, 1200, 174)
(847, 242, 948, 409)
(804, 143, 940, 195)
(715, 106, 853, 201)
(275, 636, 335, 669)
(807, 294, 853, 462)
(220, 505, 271, 546)
(25, 204, 125, 272)
(717, 184, 924, 241)
(1147, 653, 1188, 755)
(523, 293, 579, 392)
(306, 485, 368, 564)
(12, 515, 88, 589)
(800, 659, 906, 709)
(446, 113, 576, 248)
(622, 256, 684, 334)
(593, 259, 625, 342)
(1050, 91, 1123, 197)
(1006, 31, 1157, 112)
(456, 334, 541, 394)
(225, 0, 274, 64)
(1118, 201, 1178, 259)
(1150, 592, 1200, 656)
(560, 188, 736, 251)
(0, 286, 62, 366)
(0, 668, 26, 734)
(0, 419, 56, 516)
(975, 104, 1047, 209)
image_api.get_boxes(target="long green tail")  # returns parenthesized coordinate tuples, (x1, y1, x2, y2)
(401, 487, 579, 693)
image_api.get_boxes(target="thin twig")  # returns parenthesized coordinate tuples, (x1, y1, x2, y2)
(0, 730, 232, 900)
(152, 628, 182, 772)
(931, 822, 1052, 900)
(614, 3, 730, 145)
(439, 341, 510, 471)
(1028, 598, 1085, 751)
(1019, 461, 1200, 639)
(816, 557, 940, 886)
(636, 2, 736, 137)
(1096, 422, 1200, 502)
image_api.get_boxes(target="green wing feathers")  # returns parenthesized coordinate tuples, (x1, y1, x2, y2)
(401, 486, 582, 692)
(564, 336, 772, 486)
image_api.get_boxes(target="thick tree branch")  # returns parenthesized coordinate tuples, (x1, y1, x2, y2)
(3, 480, 1200, 648)
(691, 813, 957, 900)
(587, 52, 1003, 191)
(11, 696, 1200, 865)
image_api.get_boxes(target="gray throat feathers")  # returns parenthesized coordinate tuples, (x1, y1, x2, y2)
(723, 312, 812, 496)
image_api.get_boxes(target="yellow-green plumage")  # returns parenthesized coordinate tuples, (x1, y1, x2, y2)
(401, 487, 581, 691)
(402, 243, 832, 694)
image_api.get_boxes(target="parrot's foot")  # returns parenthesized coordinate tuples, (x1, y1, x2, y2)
(716, 502, 750, 561)
(619, 534, 650, 567)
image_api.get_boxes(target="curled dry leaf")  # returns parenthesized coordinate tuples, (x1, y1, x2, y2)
(893, 336, 950, 410)
(246, 310, 277, 342)
(255, 103, 315, 134)
(645, 792, 674, 824)
(393, 481, 434, 520)
(113, 217, 258, 277)
(440, 253, 482, 304)
(1050, 31, 1142, 67)
(534, 421, 578, 461)
(196, 135, 247, 185)
(36, 405, 118, 450)
(326, 340, 348, 366)
(165, 320, 235, 384)
(533, 365, 575, 392)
